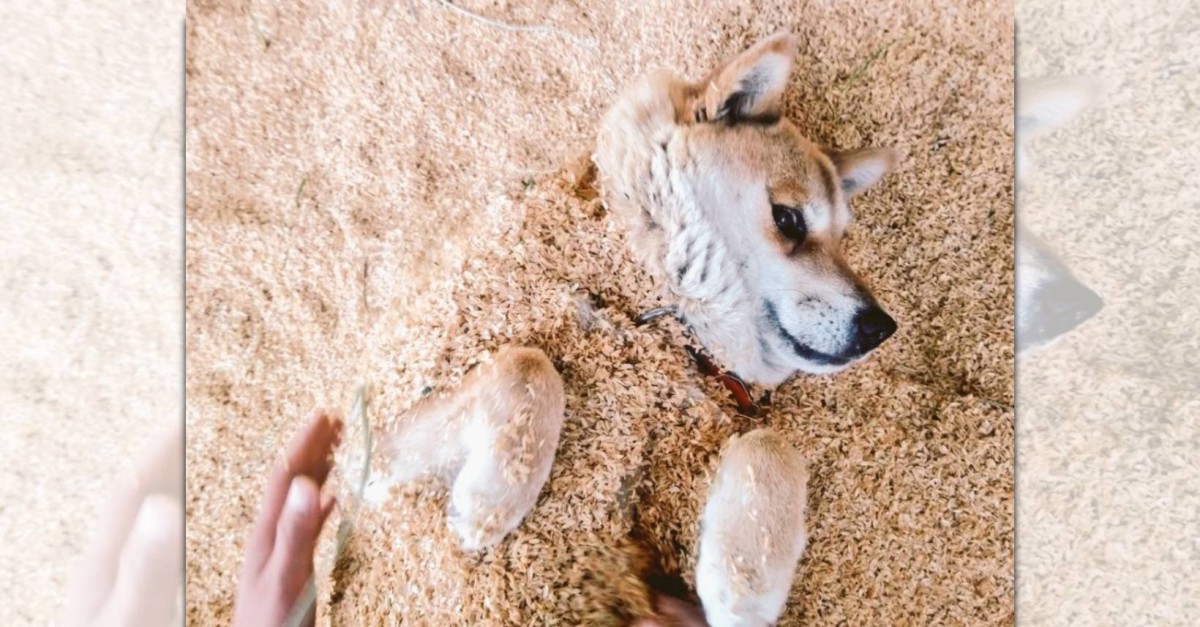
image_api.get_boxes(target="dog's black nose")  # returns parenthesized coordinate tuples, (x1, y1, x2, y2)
(1038, 278, 1104, 341)
(1045, 279, 1104, 323)
(855, 305, 897, 353)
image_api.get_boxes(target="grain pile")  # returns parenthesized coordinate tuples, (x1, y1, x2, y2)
(185, 0, 1013, 624)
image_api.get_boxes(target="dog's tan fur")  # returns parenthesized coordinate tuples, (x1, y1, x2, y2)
(595, 33, 899, 386)
(695, 428, 810, 627)
(366, 346, 566, 551)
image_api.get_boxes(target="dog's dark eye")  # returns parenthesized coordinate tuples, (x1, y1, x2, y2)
(772, 204, 807, 241)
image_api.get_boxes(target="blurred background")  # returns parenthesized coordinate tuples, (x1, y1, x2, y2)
(1, 0, 1196, 625)
(1015, 0, 1200, 623)
(0, 2, 182, 625)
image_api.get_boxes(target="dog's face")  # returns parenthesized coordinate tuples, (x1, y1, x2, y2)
(1016, 77, 1104, 353)
(686, 110, 899, 377)
(596, 33, 898, 386)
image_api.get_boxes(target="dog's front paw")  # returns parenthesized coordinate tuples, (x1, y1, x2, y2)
(448, 501, 512, 552)
(362, 476, 393, 507)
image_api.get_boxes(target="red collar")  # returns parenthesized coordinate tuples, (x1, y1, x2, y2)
(634, 305, 768, 417)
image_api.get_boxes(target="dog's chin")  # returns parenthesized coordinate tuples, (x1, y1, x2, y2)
(1016, 327, 1071, 356)
(749, 342, 866, 387)
(762, 335, 867, 381)
(792, 357, 856, 376)
(1017, 309, 1102, 355)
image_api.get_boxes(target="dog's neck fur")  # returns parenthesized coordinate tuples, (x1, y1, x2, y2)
(596, 74, 781, 384)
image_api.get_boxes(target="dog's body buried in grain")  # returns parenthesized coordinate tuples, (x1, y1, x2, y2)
(365, 345, 565, 551)
(595, 32, 900, 387)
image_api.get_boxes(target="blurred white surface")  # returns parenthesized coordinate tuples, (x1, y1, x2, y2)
(0, 3, 182, 623)
(1016, 1, 1200, 623)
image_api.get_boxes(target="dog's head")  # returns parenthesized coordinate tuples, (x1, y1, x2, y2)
(1016, 77, 1104, 353)
(596, 33, 898, 386)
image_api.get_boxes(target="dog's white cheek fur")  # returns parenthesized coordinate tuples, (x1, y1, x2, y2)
(695, 429, 809, 627)
(367, 347, 565, 552)
(757, 255, 869, 373)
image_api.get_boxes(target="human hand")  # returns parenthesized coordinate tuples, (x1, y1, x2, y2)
(61, 422, 184, 627)
(630, 591, 709, 627)
(232, 410, 342, 627)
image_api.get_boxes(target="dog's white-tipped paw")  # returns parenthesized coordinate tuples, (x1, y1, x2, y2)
(362, 476, 393, 507)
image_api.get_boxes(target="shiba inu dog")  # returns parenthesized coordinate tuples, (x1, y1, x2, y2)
(365, 346, 566, 551)
(1016, 77, 1104, 353)
(595, 32, 900, 387)
(695, 428, 810, 627)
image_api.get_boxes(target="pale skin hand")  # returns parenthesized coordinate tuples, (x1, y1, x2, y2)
(631, 591, 709, 627)
(233, 411, 342, 627)
(62, 407, 699, 627)
(61, 423, 184, 627)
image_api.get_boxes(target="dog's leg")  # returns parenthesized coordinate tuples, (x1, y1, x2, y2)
(363, 391, 470, 505)
(695, 429, 809, 626)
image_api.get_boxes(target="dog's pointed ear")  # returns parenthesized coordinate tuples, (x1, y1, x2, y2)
(702, 32, 796, 124)
(1017, 77, 1103, 140)
(826, 147, 898, 198)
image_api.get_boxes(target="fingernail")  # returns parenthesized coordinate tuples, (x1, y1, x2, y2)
(286, 477, 315, 513)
